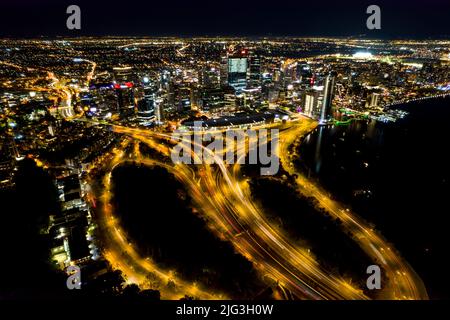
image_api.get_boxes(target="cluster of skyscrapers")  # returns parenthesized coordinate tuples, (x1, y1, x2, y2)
(302, 72, 336, 123)
(77, 45, 336, 127)
(223, 47, 262, 92)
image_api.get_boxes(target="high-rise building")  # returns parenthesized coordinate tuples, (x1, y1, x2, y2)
(220, 53, 229, 87)
(115, 83, 135, 118)
(137, 80, 156, 123)
(320, 72, 336, 122)
(227, 49, 248, 93)
(297, 63, 312, 85)
(303, 91, 316, 117)
(190, 86, 201, 110)
(160, 70, 171, 91)
(224, 87, 237, 111)
(201, 88, 225, 112)
(369, 92, 381, 108)
(156, 104, 163, 123)
(172, 85, 191, 111)
(200, 67, 220, 89)
(302, 88, 323, 118)
(50, 172, 93, 267)
(113, 67, 136, 119)
(282, 65, 296, 88)
(247, 52, 262, 88)
(242, 87, 262, 109)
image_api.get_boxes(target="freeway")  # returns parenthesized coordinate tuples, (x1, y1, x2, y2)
(87, 140, 224, 300)
(277, 118, 428, 299)
(85, 116, 427, 300)
(113, 125, 367, 299)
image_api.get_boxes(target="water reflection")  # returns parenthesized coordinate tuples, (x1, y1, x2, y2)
(298, 97, 450, 299)
(314, 125, 324, 173)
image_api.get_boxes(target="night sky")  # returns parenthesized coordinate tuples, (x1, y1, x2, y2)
(0, 0, 449, 38)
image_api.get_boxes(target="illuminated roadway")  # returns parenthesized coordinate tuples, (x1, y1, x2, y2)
(0, 47, 432, 300)
(88, 140, 225, 300)
(277, 118, 428, 300)
(84, 116, 428, 300)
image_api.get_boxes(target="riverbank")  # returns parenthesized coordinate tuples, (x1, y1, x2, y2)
(297, 96, 450, 299)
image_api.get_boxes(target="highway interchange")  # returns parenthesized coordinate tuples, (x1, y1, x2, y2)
(85, 117, 428, 300)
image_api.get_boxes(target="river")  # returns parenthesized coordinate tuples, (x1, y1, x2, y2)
(297, 96, 450, 299)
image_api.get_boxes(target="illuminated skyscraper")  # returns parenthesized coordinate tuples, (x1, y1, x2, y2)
(160, 70, 171, 91)
(302, 88, 323, 118)
(172, 85, 191, 111)
(248, 51, 262, 88)
(220, 53, 228, 87)
(200, 67, 220, 89)
(115, 83, 135, 118)
(297, 63, 312, 85)
(137, 78, 156, 123)
(113, 67, 136, 118)
(320, 72, 336, 122)
(201, 88, 224, 112)
(155, 100, 163, 124)
(227, 49, 248, 93)
(369, 92, 380, 108)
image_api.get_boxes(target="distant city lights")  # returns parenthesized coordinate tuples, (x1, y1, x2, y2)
(353, 52, 373, 59)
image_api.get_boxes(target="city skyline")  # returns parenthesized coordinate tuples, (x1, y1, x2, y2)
(2, 36, 449, 302)
(1, 2, 450, 314)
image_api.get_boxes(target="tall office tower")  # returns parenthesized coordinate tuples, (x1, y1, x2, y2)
(302, 88, 322, 118)
(282, 64, 296, 88)
(190, 86, 201, 110)
(154, 96, 164, 124)
(224, 87, 237, 111)
(160, 70, 171, 91)
(172, 85, 191, 111)
(200, 67, 220, 89)
(273, 69, 282, 85)
(137, 78, 157, 123)
(113, 67, 136, 119)
(297, 63, 312, 85)
(137, 98, 155, 122)
(220, 47, 229, 87)
(369, 92, 380, 108)
(242, 88, 262, 109)
(320, 72, 336, 123)
(247, 52, 262, 88)
(227, 49, 248, 93)
(303, 91, 316, 117)
(89, 84, 120, 119)
(115, 83, 135, 118)
(201, 88, 225, 112)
